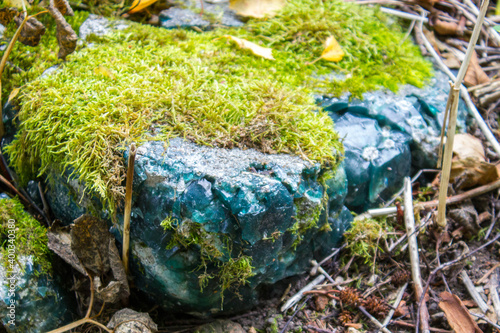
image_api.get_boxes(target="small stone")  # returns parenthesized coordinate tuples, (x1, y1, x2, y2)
(195, 320, 245, 333)
(107, 308, 158, 333)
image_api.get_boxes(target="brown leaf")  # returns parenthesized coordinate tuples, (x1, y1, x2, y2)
(229, 0, 285, 18)
(432, 19, 459, 35)
(439, 291, 483, 333)
(315, 295, 329, 311)
(14, 13, 46, 47)
(443, 52, 461, 69)
(71, 214, 111, 275)
(450, 158, 499, 190)
(453, 134, 485, 162)
(54, 0, 74, 16)
(47, 220, 87, 276)
(46, 0, 77, 59)
(464, 51, 490, 87)
(394, 300, 409, 317)
(108, 237, 130, 302)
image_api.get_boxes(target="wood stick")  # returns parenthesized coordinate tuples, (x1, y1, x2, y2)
(460, 270, 489, 313)
(437, 0, 489, 228)
(489, 271, 500, 322)
(404, 177, 430, 333)
(392, 320, 452, 333)
(382, 282, 409, 328)
(417, 10, 500, 157)
(122, 142, 136, 275)
(364, 178, 500, 219)
(358, 305, 392, 333)
(281, 274, 325, 312)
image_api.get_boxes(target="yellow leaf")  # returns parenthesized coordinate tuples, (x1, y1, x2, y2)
(321, 36, 344, 62)
(7, 88, 20, 103)
(128, 0, 158, 14)
(94, 66, 115, 79)
(222, 35, 275, 60)
(229, 0, 285, 18)
(4, 0, 29, 9)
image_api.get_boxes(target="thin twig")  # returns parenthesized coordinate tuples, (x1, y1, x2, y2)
(122, 142, 136, 275)
(280, 296, 311, 333)
(469, 312, 500, 330)
(281, 275, 325, 312)
(358, 306, 392, 333)
(489, 271, 500, 322)
(417, 232, 500, 333)
(404, 177, 430, 333)
(460, 270, 489, 313)
(365, 179, 500, 218)
(382, 283, 409, 328)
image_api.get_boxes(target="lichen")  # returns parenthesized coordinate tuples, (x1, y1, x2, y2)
(0, 197, 52, 275)
(161, 216, 255, 303)
(5, 0, 431, 214)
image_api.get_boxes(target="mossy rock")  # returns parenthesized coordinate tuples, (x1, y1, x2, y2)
(0, 197, 75, 332)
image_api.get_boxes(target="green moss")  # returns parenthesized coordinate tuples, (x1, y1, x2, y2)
(6, 0, 431, 213)
(343, 217, 393, 266)
(161, 217, 254, 302)
(0, 197, 51, 275)
(289, 193, 328, 249)
(1, 9, 89, 100)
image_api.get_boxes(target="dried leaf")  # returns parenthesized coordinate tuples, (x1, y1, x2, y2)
(229, 0, 285, 18)
(46, 0, 77, 59)
(94, 65, 115, 79)
(222, 35, 274, 60)
(7, 88, 20, 103)
(464, 51, 490, 87)
(71, 214, 111, 275)
(321, 36, 344, 62)
(315, 295, 329, 311)
(450, 158, 499, 190)
(448, 203, 480, 235)
(439, 291, 483, 333)
(453, 134, 485, 161)
(108, 238, 130, 302)
(47, 220, 87, 276)
(432, 19, 459, 35)
(54, 0, 74, 16)
(128, 0, 159, 14)
(14, 13, 46, 47)
(443, 52, 461, 69)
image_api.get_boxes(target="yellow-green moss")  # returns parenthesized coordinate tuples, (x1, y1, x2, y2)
(161, 217, 254, 302)
(343, 217, 393, 266)
(5, 0, 431, 213)
(0, 197, 51, 275)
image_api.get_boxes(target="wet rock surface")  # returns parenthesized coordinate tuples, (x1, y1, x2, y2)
(0, 255, 75, 332)
(159, 0, 243, 30)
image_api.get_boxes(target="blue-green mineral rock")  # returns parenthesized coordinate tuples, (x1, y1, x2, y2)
(121, 139, 350, 315)
(320, 70, 469, 211)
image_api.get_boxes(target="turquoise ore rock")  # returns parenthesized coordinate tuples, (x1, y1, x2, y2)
(320, 70, 469, 211)
(47, 138, 351, 315)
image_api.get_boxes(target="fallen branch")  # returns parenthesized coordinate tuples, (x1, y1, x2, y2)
(362, 179, 500, 218)
(404, 177, 430, 333)
(392, 320, 452, 333)
(358, 305, 392, 333)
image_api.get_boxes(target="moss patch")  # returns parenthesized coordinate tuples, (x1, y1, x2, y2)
(0, 197, 51, 275)
(161, 217, 254, 302)
(6, 0, 431, 212)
